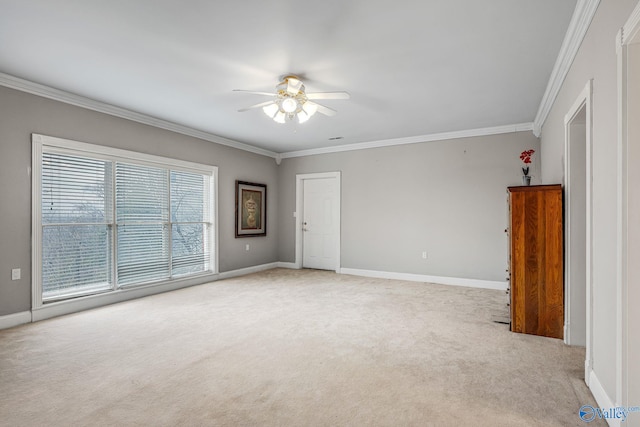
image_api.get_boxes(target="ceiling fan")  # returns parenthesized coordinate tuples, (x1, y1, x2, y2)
(234, 75, 350, 124)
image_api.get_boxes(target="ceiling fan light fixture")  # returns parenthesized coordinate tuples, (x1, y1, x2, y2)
(273, 111, 286, 124)
(303, 102, 318, 117)
(235, 75, 348, 124)
(285, 76, 302, 95)
(281, 97, 298, 113)
(297, 110, 310, 124)
(262, 103, 279, 118)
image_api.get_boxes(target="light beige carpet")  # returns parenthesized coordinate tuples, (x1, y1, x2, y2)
(0, 268, 602, 426)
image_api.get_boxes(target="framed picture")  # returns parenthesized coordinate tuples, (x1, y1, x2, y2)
(235, 180, 267, 237)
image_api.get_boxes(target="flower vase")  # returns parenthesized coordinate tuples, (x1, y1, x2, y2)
(522, 167, 531, 186)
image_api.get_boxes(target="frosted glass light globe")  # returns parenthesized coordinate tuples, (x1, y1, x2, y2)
(281, 98, 298, 113)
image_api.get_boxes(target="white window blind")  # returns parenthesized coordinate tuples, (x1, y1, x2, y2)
(41, 152, 113, 299)
(33, 135, 216, 305)
(170, 170, 211, 276)
(116, 163, 170, 285)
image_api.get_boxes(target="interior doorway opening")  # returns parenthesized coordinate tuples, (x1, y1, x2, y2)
(565, 104, 587, 347)
(563, 81, 593, 383)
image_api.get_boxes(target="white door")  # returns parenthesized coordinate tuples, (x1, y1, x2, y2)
(302, 177, 339, 270)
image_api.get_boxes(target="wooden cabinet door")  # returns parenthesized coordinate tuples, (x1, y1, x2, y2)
(508, 185, 563, 339)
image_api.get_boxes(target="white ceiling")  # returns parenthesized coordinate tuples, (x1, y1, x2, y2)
(0, 0, 577, 154)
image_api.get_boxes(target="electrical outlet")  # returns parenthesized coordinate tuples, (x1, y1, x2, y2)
(11, 268, 21, 280)
(422, 251, 428, 260)
(245, 244, 250, 251)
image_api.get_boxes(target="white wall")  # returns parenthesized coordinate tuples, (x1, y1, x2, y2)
(540, 0, 639, 408)
(278, 132, 540, 283)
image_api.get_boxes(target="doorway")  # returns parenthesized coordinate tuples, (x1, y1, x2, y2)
(564, 81, 593, 376)
(295, 172, 341, 272)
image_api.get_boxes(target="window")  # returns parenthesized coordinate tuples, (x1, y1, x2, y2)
(41, 152, 113, 299)
(32, 134, 217, 306)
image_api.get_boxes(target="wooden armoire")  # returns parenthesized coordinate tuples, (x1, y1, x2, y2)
(507, 184, 563, 339)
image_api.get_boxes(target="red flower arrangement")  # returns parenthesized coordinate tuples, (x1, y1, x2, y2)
(520, 149, 535, 181)
(520, 149, 535, 165)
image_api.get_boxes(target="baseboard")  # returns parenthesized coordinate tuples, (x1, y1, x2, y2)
(339, 268, 507, 291)
(0, 311, 32, 330)
(588, 370, 621, 427)
(218, 262, 281, 280)
(276, 262, 298, 269)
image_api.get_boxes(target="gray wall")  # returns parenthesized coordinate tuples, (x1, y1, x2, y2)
(0, 86, 279, 316)
(540, 0, 639, 404)
(278, 132, 540, 282)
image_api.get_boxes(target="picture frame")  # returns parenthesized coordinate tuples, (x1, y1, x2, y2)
(235, 180, 267, 237)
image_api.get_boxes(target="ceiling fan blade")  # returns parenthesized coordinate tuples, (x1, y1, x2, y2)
(306, 91, 350, 100)
(232, 89, 276, 97)
(238, 100, 276, 112)
(286, 77, 303, 95)
(307, 101, 337, 117)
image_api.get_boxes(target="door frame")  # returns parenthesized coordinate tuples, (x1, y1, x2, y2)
(295, 172, 341, 272)
(616, 3, 640, 407)
(563, 80, 593, 379)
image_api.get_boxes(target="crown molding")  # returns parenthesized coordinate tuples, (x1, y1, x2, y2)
(279, 122, 534, 159)
(0, 72, 279, 159)
(1, 72, 534, 161)
(533, 0, 600, 137)
(621, 0, 640, 46)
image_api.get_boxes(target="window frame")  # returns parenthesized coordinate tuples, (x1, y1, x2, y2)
(32, 133, 218, 308)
